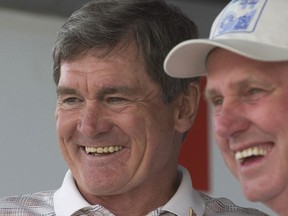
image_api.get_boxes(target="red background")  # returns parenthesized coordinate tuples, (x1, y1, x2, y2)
(178, 80, 209, 191)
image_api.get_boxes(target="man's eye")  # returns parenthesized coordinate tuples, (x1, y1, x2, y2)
(107, 97, 128, 104)
(57, 97, 83, 107)
(63, 97, 81, 104)
(246, 88, 263, 96)
(212, 97, 223, 106)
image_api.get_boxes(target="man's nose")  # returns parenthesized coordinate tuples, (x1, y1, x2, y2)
(77, 101, 112, 137)
(214, 101, 249, 139)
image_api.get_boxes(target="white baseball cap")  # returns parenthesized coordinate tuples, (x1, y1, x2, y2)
(164, 0, 288, 78)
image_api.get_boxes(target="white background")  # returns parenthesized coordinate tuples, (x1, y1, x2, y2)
(0, 1, 274, 215)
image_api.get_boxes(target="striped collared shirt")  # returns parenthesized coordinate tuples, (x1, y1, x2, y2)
(0, 166, 269, 216)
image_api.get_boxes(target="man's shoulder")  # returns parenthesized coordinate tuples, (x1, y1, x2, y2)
(0, 190, 56, 215)
(199, 192, 270, 216)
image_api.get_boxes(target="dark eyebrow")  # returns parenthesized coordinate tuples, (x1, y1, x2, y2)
(205, 88, 218, 100)
(97, 86, 134, 98)
(56, 85, 135, 98)
(56, 86, 79, 96)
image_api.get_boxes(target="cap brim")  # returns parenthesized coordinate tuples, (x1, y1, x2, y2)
(164, 38, 288, 78)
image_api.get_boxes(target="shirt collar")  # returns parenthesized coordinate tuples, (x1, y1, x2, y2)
(53, 170, 91, 216)
(53, 166, 205, 216)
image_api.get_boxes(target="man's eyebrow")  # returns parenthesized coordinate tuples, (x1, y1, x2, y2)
(56, 86, 135, 97)
(97, 86, 134, 98)
(56, 86, 79, 96)
(205, 79, 256, 99)
(205, 88, 218, 100)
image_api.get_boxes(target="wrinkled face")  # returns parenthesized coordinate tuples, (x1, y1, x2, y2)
(206, 49, 288, 206)
(55, 44, 189, 203)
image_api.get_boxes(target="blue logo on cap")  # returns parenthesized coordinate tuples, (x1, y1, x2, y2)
(211, 0, 267, 38)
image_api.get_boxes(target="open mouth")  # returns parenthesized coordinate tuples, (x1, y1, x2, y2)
(235, 146, 269, 164)
(85, 146, 123, 155)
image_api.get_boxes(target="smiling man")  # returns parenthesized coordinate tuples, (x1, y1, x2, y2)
(165, 0, 288, 215)
(0, 0, 269, 215)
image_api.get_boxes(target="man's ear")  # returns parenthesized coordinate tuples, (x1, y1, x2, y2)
(174, 83, 200, 133)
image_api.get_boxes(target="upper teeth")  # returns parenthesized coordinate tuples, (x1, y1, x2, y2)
(235, 146, 267, 162)
(85, 146, 123, 154)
